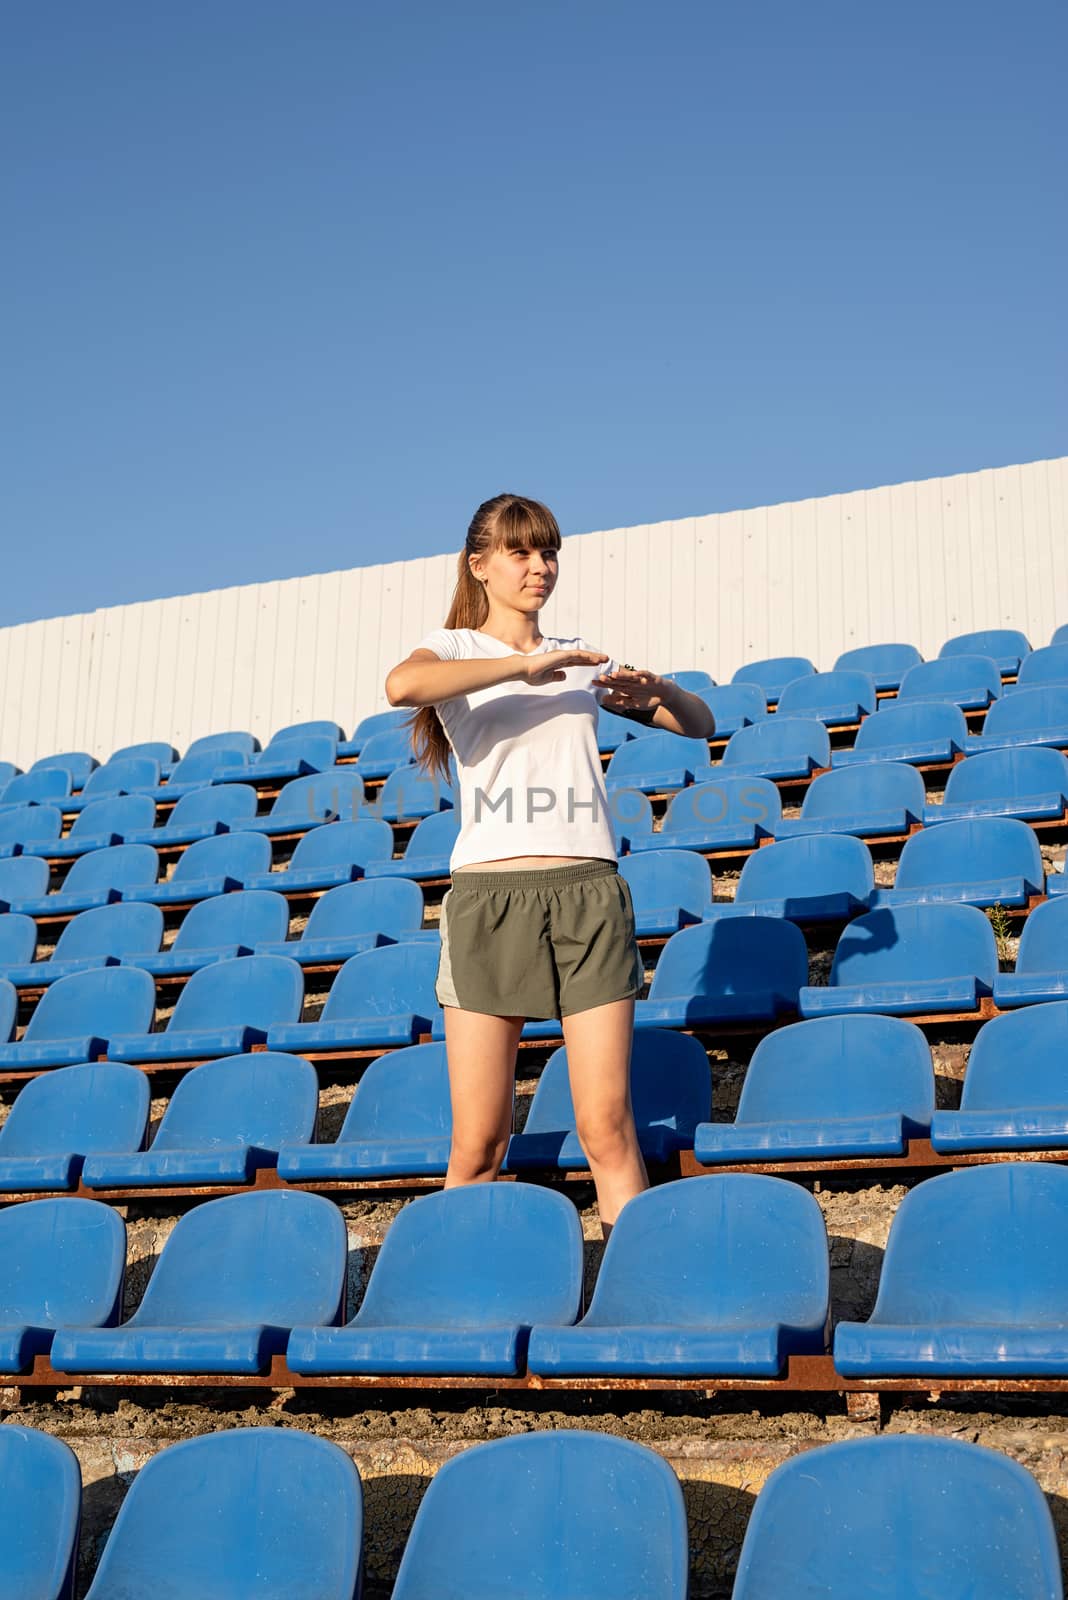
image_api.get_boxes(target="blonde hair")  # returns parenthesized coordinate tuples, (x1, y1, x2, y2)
(408, 494, 562, 781)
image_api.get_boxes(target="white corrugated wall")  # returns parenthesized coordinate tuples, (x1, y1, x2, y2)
(1, 455, 1065, 770)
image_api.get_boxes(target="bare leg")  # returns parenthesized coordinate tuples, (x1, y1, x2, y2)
(561, 996, 649, 1227)
(442, 1006, 525, 1187)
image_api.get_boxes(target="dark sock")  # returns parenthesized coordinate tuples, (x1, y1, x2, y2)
(601, 1221, 613, 1243)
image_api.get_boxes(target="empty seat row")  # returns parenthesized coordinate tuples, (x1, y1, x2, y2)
(0, 760, 456, 847)
(0, 817, 453, 915)
(628, 818, 1046, 932)
(8, 1004, 1067, 1195)
(0, 878, 435, 986)
(9, 1164, 1068, 1380)
(802, 897, 1068, 1018)
(15, 1420, 1056, 1600)
(6, 892, 1068, 1072)
(0, 1030, 707, 1191)
(0, 942, 448, 1068)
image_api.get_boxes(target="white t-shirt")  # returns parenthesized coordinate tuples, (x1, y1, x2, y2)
(411, 628, 622, 871)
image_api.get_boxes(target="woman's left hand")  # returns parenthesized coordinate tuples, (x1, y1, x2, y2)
(593, 666, 674, 716)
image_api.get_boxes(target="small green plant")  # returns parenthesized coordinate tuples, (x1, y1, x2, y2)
(987, 901, 1013, 969)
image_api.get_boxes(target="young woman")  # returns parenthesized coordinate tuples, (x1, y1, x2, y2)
(385, 493, 715, 1236)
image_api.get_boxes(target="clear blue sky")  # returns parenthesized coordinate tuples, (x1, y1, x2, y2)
(2, 0, 1065, 627)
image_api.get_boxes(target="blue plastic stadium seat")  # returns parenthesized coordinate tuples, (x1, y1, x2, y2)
(618, 850, 713, 935)
(0, 913, 37, 967)
(527, 1175, 827, 1376)
(267, 941, 439, 1053)
(0, 768, 74, 809)
(111, 740, 178, 767)
(773, 761, 925, 841)
(731, 656, 815, 703)
(834, 1163, 1068, 1376)
(149, 743, 253, 796)
(0, 1062, 150, 1191)
(391, 1431, 688, 1600)
(799, 903, 997, 1019)
(125, 890, 289, 978)
(833, 642, 923, 692)
(898, 654, 1002, 710)
(627, 777, 781, 855)
(664, 668, 715, 692)
(64, 756, 161, 813)
(278, 1040, 455, 1180)
(337, 707, 407, 759)
(0, 803, 64, 860)
(702, 834, 874, 925)
(506, 1028, 711, 1170)
(31, 750, 99, 790)
(940, 627, 1031, 678)
(0, 1198, 126, 1370)
(373, 762, 455, 823)
(83, 1428, 362, 1600)
(0, 1424, 82, 1600)
(362, 809, 460, 881)
(121, 830, 271, 905)
(41, 794, 158, 859)
(1015, 644, 1068, 690)
(232, 769, 369, 835)
(719, 718, 830, 782)
(926, 746, 1068, 827)
(213, 732, 338, 785)
(605, 734, 712, 795)
(967, 686, 1068, 752)
(52, 1189, 346, 1374)
(1053, 624, 1068, 648)
(831, 700, 969, 768)
(608, 787, 655, 853)
(695, 684, 766, 740)
(83, 1051, 317, 1187)
(731, 1435, 1062, 1600)
(633, 917, 808, 1029)
(993, 900, 1068, 1007)
(1, 901, 163, 987)
(869, 816, 1043, 911)
(932, 1002, 1068, 1151)
(254, 878, 428, 966)
(243, 817, 394, 893)
(10, 843, 160, 917)
(106, 954, 303, 1063)
(287, 1183, 582, 1375)
(353, 727, 415, 782)
(0, 966, 157, 1069)
(160, 729, 260, 781)
(124, 782, 259, 846)
(0, 854, 50, 911)
(694, 1014, 932, 1163)
(776, 669, 877, 726)
(270, 719, 345, 746)
(0, 759, 22, 789)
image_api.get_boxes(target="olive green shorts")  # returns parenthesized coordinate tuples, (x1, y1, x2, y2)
(435, 857, 645, 1021)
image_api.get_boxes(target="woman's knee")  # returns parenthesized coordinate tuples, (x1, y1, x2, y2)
(448, 1127, 511, 1180)
(574, 1104, 635, 1169)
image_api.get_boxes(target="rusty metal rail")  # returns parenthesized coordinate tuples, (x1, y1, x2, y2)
(7, 1351, 1068, 1398)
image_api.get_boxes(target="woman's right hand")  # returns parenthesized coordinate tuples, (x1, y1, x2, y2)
(518, 648, 609, 686)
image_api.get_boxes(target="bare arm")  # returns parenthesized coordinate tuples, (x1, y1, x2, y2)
(385, 647, 610, 708)
(595, 668, 716, 739)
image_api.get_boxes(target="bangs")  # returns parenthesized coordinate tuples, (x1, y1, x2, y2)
(491, 496, 562, 553)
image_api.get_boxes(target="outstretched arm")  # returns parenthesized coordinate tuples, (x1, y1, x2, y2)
(595, 668, 716, 738)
